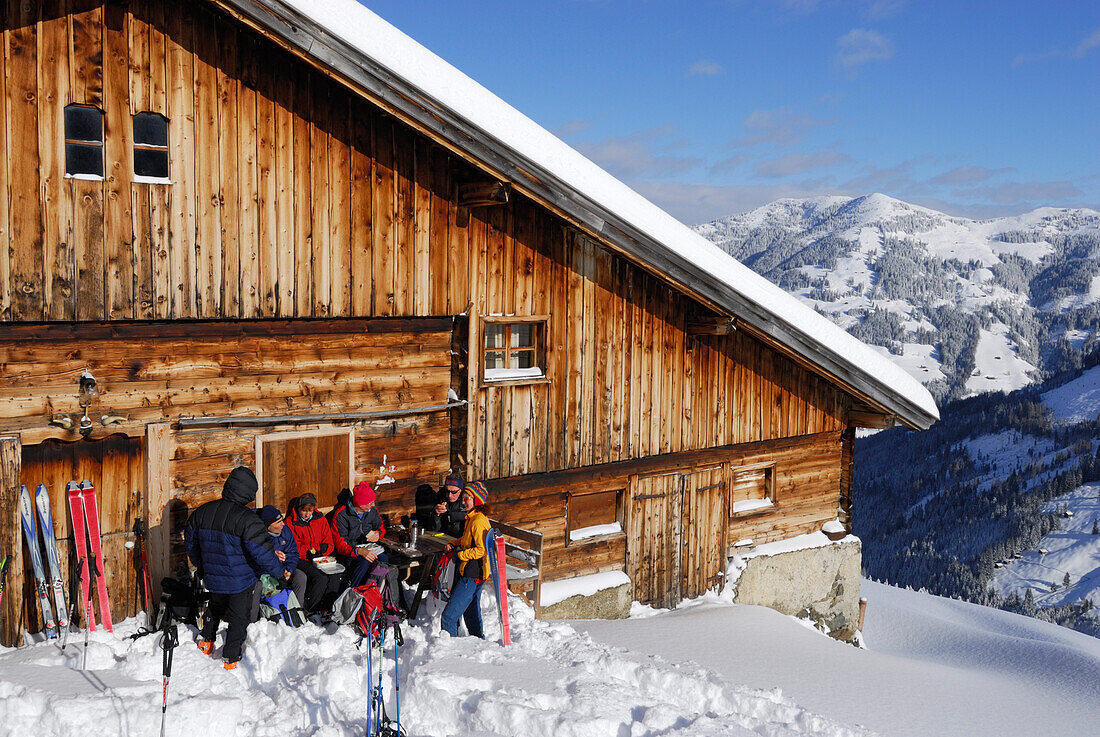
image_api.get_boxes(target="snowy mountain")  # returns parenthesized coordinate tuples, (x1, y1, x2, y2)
(695, 194, 1100, 401)
(4, 582, 1100, 737)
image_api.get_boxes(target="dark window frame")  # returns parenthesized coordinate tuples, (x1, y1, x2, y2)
(566, 488, 625, 546)
(728, 462, 776, 517)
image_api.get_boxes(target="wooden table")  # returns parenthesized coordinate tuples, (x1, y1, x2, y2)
(379, 530, 454, 620)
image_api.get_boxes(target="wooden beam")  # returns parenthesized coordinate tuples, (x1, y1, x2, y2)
(144, 423, 171, 607)
(457, 181, 508, 208)
(0, 436, 23, 646)
(848, 411, 895, 430)
(687, 317, 736, 336)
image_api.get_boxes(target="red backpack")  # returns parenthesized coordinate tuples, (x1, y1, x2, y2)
(432, 550, 457, 602)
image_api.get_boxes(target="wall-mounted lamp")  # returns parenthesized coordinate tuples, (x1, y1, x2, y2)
(78, 370, 99, 437)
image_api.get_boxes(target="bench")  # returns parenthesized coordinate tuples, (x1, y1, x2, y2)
(489, 518, 544, 615)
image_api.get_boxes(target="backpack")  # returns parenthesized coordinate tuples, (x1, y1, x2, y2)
(432, 550, 457, 602)
(333, 581, 401, 639)
(158, 574, 208, 627)
(260, 586, 307, 627)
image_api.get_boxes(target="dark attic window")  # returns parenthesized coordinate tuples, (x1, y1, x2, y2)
(64, 105, 104, 179)
(133, 112, 170, 181)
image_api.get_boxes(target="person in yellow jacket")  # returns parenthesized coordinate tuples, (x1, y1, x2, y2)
(440, 481, 491, 638)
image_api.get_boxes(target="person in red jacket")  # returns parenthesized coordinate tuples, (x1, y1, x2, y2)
(286, 494, 344, 612)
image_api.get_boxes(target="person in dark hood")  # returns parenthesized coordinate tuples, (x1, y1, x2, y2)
(429, 475, 467, 537)
(184, 466, 283, 669)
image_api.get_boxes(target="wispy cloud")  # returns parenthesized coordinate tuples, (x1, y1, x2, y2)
(834, 28, 894, 69)
(864, 0, 906, 20)
(1013, 27, 1100, 65)
(953, 180, 1081, 205)
(554, 119, 593, 138)
(687, 60, 723, 76)
(755, 151, 849, 178)
(928, 165, 1013, 186)
(574, 127, 703, 179)
(633, 180, 841, 225)
(710, 155, 749, 176)
(734, 107, 832, 147)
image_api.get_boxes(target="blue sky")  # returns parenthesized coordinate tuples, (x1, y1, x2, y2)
(360, 1, 1100, 225)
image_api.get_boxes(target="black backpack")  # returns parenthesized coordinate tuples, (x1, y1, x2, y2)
(157, 574, 207, 627)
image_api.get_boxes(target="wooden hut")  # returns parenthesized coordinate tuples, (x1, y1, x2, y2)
(0, 0, 937, 645)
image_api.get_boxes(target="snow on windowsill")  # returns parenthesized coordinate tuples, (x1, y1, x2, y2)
(541, 570, 631, 607)
(569, 521, 622, 542)
(133, 175, 172, 185)
(731, 498, 774, 515)
(64, 173, 104, 181)
(484, 367, 544, 381)
(737, 531, 860, 561)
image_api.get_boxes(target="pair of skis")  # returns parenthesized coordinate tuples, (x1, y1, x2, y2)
(485, 528, 511, 646)
(365, 612, 405, 737)
(67, 481, 113, 633)
(18, 484, 69, 638)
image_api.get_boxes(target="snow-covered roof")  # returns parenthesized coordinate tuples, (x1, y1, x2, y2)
(223, 0, 938, 429)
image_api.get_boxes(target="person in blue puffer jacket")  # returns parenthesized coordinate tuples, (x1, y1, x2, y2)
(184, 466, 283, 669)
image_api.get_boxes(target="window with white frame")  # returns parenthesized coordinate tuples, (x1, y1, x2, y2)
(482, 317, 547, 382)
(64, 105, 104, 179)
(133, 112, 170, 181)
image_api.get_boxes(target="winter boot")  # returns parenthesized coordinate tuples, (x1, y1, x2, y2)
(223, 660, 238, 671)
(197, 640, 214, 655)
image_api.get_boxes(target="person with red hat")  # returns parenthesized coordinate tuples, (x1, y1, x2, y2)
(330, 481, 396, 591)
(440, 481, 492, 638)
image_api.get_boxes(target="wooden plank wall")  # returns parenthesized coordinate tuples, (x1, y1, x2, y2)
(0, 0, 467, 323)
(487, 432, 844, 583)
(0, 319, 453, 443)
(466, 230, 849, 481)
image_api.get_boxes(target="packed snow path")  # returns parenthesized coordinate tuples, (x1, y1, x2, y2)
(2, 582, 1100, 736)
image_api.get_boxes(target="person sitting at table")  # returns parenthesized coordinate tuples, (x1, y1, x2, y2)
(440, 481, 491, 639)
(330, 481, 404, 611)
(429, 474, 466, 537)
(252, 505, 308, 621)
(286, 493, 344, 612)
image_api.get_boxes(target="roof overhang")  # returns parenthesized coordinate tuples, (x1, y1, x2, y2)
(208, 0, 939, 431)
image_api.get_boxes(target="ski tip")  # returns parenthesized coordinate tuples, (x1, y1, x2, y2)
(36, 482, 47, 493)
(66, 481, 78, 492)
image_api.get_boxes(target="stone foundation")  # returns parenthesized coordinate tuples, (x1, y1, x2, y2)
(540, 580, 632, 620)
(730, 536, 862, 640)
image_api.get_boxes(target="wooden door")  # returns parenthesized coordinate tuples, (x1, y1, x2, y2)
(258, 429, 353, 512)
(681, 466, 728, 599)
(627, 472, 682, 608)
(20, 436, 145, 632)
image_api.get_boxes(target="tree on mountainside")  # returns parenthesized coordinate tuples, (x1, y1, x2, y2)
(1092, 517, 1098, 535)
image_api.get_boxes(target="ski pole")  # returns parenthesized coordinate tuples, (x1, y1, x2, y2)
(366, 628, 373, 737)
(62, 556, 84, 652)
(0, 555, 9, 611)
(160, 618, 178, 737)
(394, 623, 401, 735)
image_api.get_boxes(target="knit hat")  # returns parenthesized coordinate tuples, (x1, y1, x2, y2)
(464, 481, 488, 506)
(352, 481, 376, 507)
(258, 505, 283, 525)
(295, 493, 317, 508)
(444, 475, 464, 492)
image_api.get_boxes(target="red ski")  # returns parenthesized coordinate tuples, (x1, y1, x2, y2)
(68, 481, 112, 632)
(80, 481, 113, 632)
(67, 482, 95, 632)
(494, 535, 510, 646)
